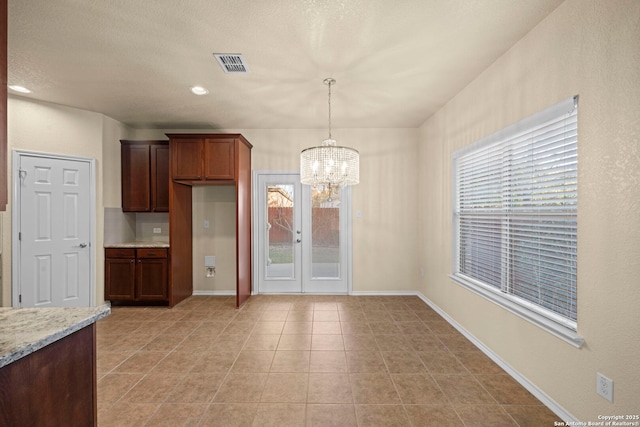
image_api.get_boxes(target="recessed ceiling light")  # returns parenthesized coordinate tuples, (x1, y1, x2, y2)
(8, 85, 32, 93)
(190, 86, 209, 95)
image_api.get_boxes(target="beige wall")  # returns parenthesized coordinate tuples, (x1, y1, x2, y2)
(3, 95, 132, 306)
(133, 127, 420, 293)
(246, 128, 420, 294)
(192, 186, 236, 293)
(418, 0, 640, 419)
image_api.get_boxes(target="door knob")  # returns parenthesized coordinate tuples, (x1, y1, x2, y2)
(296, 239, 301, 243)
(78, 243, 88, 248)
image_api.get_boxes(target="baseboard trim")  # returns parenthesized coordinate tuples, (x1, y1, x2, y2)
(192, 290, 235, 296)
(350, 290, 418, 296)
(415, 291, 578, 423)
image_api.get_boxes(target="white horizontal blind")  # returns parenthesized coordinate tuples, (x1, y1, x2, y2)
(453, 96, 578, 329)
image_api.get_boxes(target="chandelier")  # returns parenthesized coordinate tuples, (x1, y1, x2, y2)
(300, 78, 360, 186)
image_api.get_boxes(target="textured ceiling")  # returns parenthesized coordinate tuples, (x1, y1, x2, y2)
(7, 0, 564, 129)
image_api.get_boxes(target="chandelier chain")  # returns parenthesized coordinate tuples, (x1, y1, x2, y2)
(327, 80, 332, 139)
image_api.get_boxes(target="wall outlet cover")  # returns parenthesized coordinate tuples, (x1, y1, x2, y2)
(596, 372, 613, 402)
(153, 227, 161, 234)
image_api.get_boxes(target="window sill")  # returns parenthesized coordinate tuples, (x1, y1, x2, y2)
(449, 274, 584, 348)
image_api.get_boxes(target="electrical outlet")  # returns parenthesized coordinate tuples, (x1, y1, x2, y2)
(153, 227, 161, 234)
(596, 372, 613, 402)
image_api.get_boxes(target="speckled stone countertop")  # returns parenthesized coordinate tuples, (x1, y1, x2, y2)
(0, 305, 110, 368)
(104, 241, 169, 248)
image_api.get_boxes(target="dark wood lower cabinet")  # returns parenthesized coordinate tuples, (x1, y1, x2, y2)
(105, 248, 168, 304)
(0, 325, 97, 426)
(137, 252, 168, 300)
(105, 255, 136, 300)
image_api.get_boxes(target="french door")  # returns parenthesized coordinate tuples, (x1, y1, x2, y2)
(255, 172, 351, 294)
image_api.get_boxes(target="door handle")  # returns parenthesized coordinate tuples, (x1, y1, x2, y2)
(77, 243, 88, 248)
(296, 239, 301, 243)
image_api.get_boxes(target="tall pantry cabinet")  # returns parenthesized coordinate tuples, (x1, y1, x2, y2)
(167, 134, 252, 308)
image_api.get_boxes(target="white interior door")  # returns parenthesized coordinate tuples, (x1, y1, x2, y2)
(13, 152, 94, 307)
(255, 172, 350, 294)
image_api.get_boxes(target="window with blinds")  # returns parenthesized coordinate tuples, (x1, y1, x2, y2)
(452, 96, 579, 340)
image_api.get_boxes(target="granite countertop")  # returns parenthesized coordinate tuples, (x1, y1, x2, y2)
(0, 305, 110, 368)
(104, 241, 169, 248)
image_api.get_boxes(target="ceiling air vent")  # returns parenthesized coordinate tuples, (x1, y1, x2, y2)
(213, 53, 249, 73)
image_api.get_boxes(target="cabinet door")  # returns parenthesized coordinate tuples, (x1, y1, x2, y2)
(121, 144, 151, 212)
(171, 138, 202, 180)
(151, 143, 169, 211)
(137, 258, 168, 300)
(0, 0, 7, 211)
(105, 258, 136, 300)
(204, 138, 235, 180)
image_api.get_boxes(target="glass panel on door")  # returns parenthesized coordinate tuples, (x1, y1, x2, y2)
(311, 185, 341, 279)
(257, 174, 302, 294)
(266, 184, 295, 279)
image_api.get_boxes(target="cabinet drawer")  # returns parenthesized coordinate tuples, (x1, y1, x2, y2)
(136, 248, 168, 259)
(105, 248, 135, 258)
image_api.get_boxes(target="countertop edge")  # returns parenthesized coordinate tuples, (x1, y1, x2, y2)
(0, 305, 111, 369)
(104, 242, 169, 248)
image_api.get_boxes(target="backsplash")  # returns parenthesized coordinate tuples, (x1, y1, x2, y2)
(136, 212, 169, 241)
(103, 208, 135, 244)
(103, 208, 168, 244)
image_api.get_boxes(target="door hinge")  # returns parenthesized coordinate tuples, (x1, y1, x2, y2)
(18, 232, 21, 241)
(19, 295, 22, 303)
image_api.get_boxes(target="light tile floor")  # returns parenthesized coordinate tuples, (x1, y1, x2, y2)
(96, 295, 559, 426)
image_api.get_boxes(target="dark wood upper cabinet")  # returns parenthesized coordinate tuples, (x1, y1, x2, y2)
(121, 140, 168, 212)
(170, 136, 237, 183)
(151, 144, 169, 211)
(170, 138, 202, 180)
(0, 0, 7, 211)
(121, 143, 150, 211)
(204, 138, 235, 180)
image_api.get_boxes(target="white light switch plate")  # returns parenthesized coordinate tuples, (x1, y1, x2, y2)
(153, 227, 161, 234)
